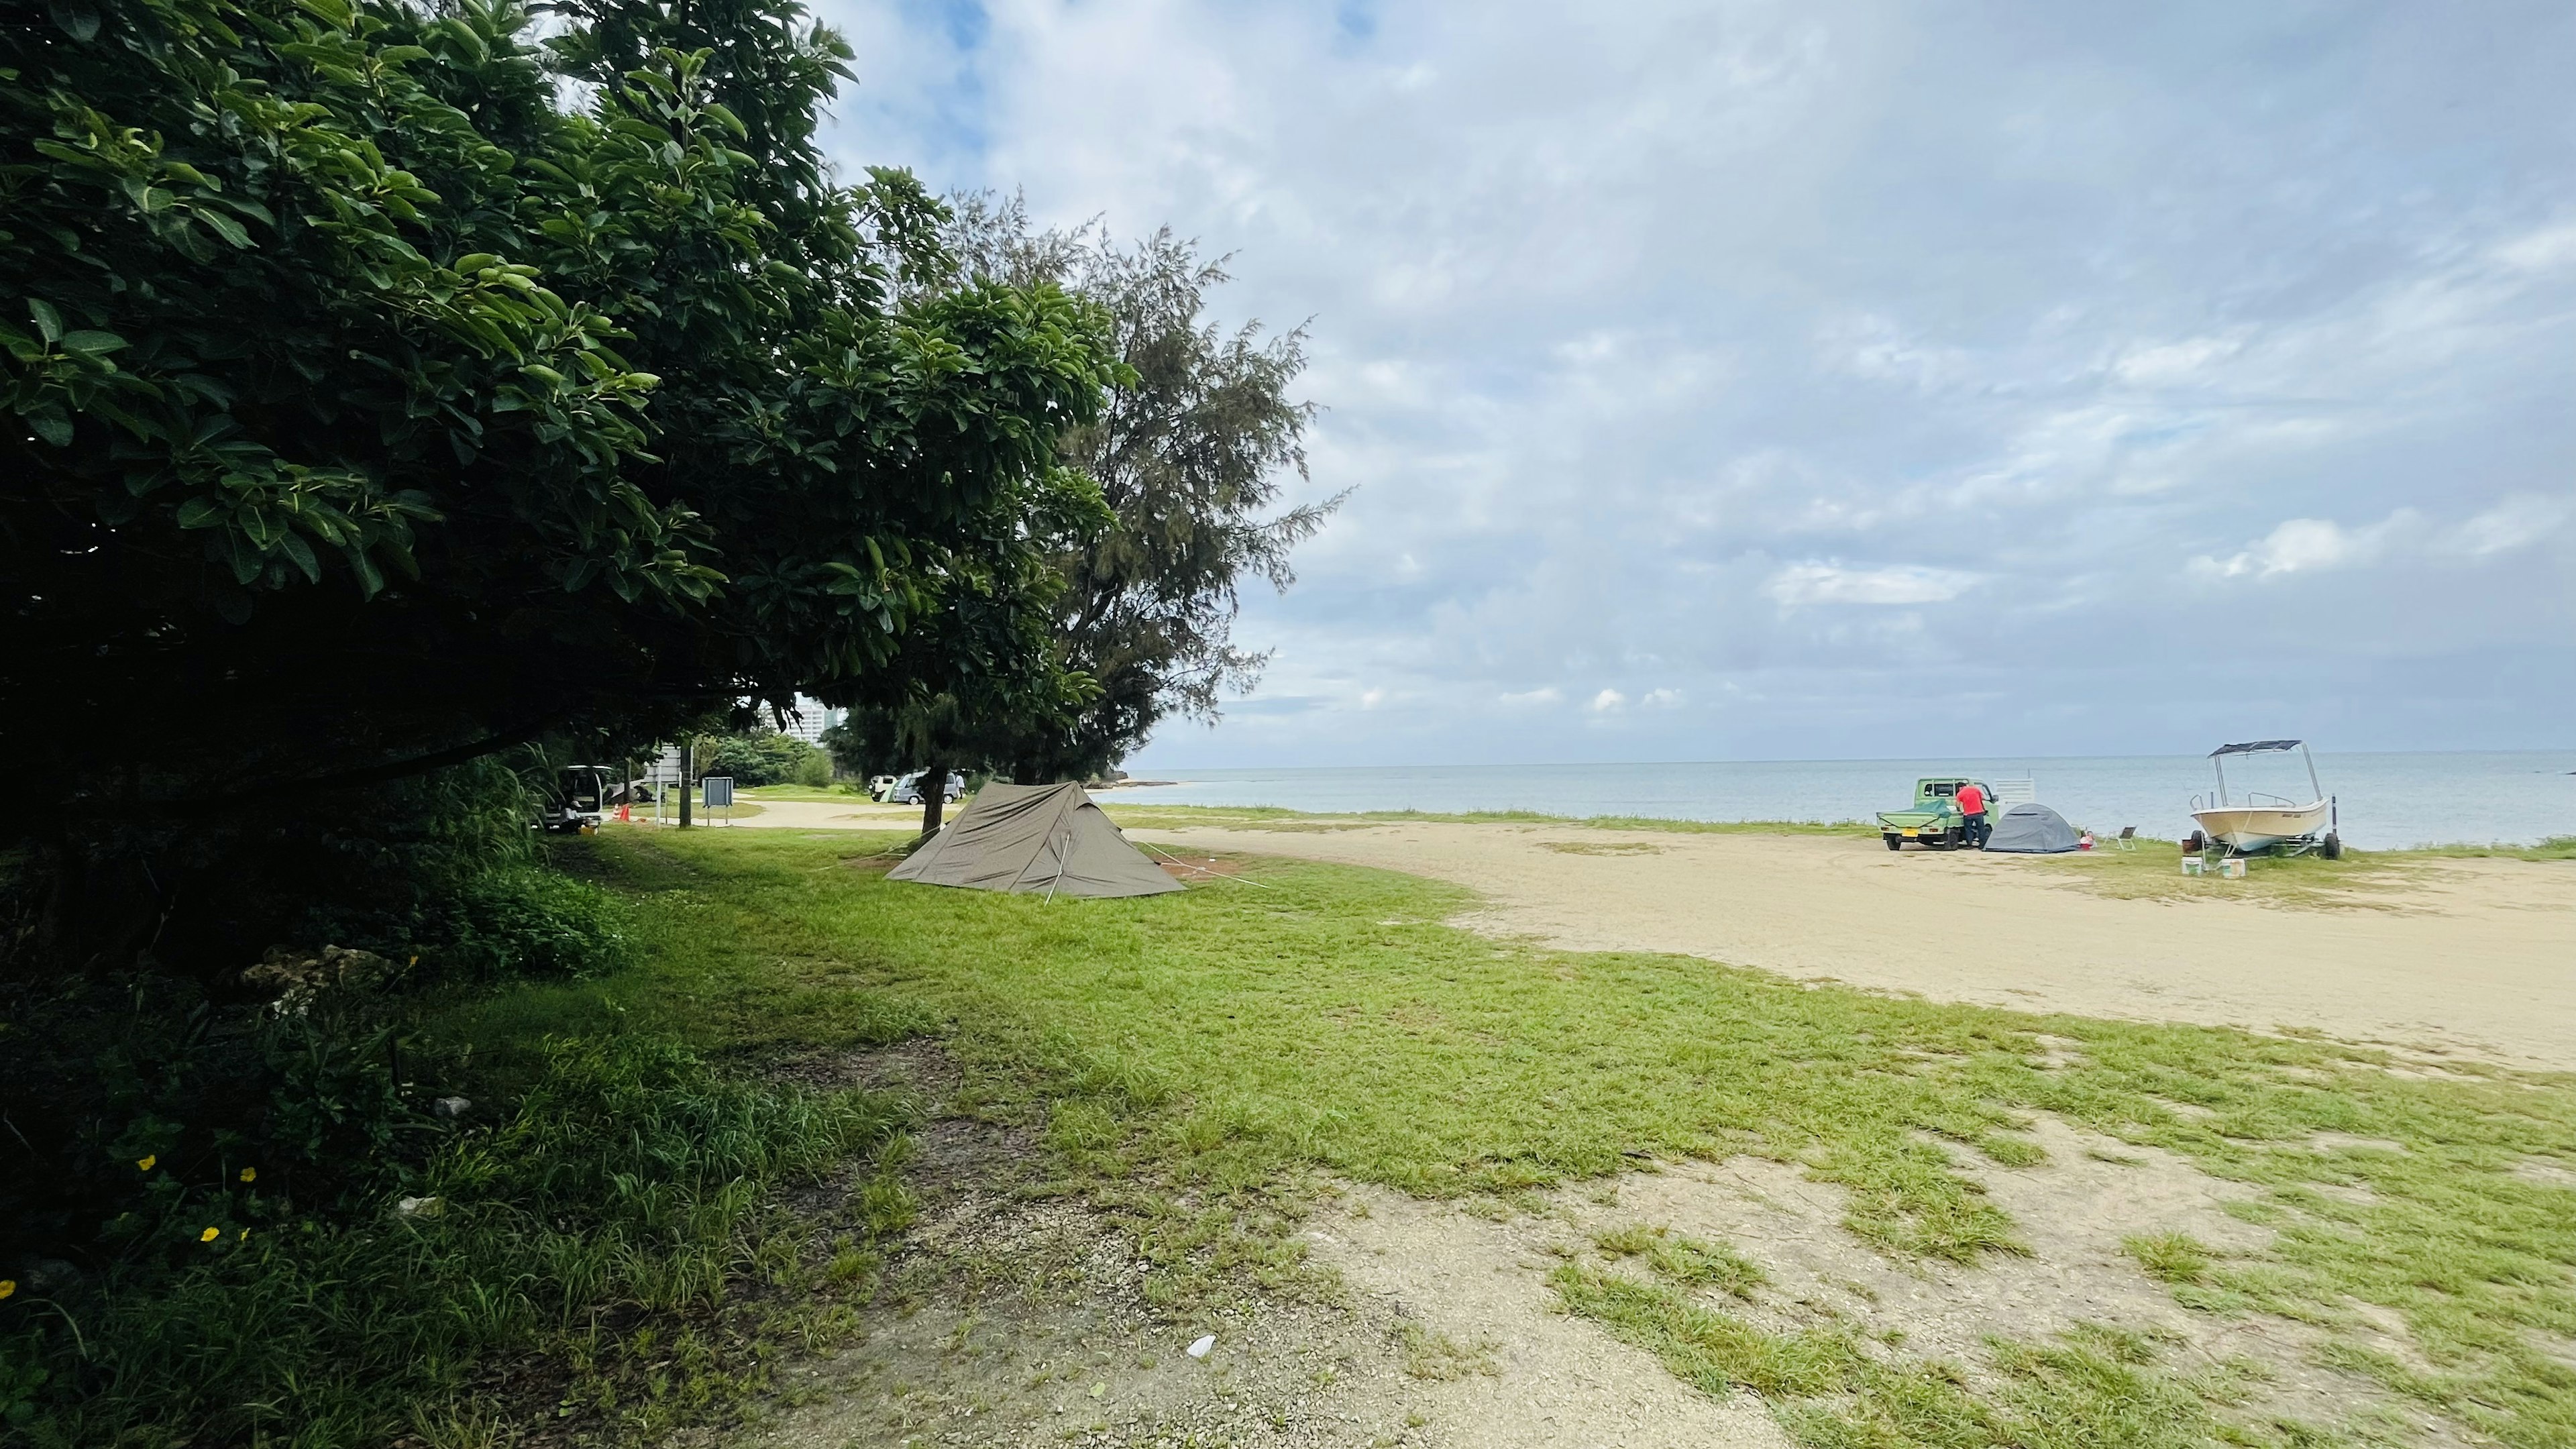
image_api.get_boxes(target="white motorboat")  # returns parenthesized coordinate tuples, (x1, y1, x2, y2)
(2188, 740, 2341, 857)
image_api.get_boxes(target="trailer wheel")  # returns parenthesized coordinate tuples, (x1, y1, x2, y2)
(2183, 830, 2204, 855)
(1884, 833, 1902, 851)
(2322, 831, 2343, 861)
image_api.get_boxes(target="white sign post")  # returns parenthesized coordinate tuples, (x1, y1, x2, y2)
(648, 745, 686, 824)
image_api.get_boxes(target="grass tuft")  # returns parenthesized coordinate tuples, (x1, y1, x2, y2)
(1552, 1266, 1860, 1398)
(1557, 1267, 2283, 1448)
(1395, 1320, 1499, 1380)
(2123, 1231, 2217, 1285)
(1593, 1225, 1769, 1299)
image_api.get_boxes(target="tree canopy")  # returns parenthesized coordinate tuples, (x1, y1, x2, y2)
(1, 0, 1120, 968)
(3, 0, 1118, 798)
(890, 195, 1344, 782)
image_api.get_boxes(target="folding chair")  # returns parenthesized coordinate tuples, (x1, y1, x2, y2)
(2115, 824, 2138, 851)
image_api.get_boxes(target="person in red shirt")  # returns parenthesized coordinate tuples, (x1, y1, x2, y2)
(1956, 781, 1989, 848)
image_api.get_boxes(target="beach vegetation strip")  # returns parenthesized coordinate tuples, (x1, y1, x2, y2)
(484, 826, 2576, 1448)
(2033, 833, 2576, 910)
(1102, 801, 1876, 836)
(2031, 839, 2426, 910)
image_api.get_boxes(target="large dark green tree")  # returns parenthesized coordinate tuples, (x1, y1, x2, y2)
(928, 194, 1342, 782)
(0, 0, 1120, 970)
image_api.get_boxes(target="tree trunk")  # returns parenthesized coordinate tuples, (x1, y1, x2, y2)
(919, 757, 946, 839)
(678, 741, 694, 828)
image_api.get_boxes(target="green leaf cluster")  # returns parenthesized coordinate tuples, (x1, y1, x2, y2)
(1, 0, 1123, 970)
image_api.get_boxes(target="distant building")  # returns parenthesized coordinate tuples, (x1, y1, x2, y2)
(775, 694, 845, 748)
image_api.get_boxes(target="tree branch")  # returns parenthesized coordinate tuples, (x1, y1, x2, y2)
(132, 720, 561, 817)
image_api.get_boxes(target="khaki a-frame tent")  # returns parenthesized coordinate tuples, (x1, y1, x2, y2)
(888, 782, 1183, 898)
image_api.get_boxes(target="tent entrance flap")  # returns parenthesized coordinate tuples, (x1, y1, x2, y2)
(888, 782, 1183, 898)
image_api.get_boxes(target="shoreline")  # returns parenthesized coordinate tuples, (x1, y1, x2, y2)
(1086, 752, 2576, 852)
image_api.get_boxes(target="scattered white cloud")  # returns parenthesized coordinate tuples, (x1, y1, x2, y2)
(2111, 333, 2245, 386)
(2196, 494, 2573, 580)
(2449, 493, 2574, 556)
(2194, 515, 2404, 580)
(821, 0, 2576, 763)
(2493, 219, 2576, 273)
(1641, 688, 1684, 708)
(1766, 564, 1982, 606)
(1587, 689, 1627, 713)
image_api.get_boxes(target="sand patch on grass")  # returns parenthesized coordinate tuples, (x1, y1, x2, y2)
(749, 1045, 1788, 1449)
(1307, 1191, 1792, 1449)
(1307, 1116, 2466, 1445)
(2511, 1157, 2576, 1189)
(1109, 820, 2576, 1072)
(748, 1042, 2480, 1448)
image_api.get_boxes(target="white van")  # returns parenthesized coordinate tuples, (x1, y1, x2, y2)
(889, 770, 965, 806)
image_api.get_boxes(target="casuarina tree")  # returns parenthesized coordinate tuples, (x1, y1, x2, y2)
(934, 194, 1344, 782)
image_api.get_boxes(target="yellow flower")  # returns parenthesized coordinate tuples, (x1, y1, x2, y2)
(137, 1155, 158, 1172)
(239, 1167, 257, 1183)
(0, 1279, 15, 1300)
(199, 1226, 220, 1243)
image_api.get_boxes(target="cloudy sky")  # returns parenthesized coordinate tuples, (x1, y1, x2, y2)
(814, 0, 2576, 766)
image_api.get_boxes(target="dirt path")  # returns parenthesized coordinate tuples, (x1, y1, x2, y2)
(1120, 822, 2576, 1072)
(747, 1043, 2438, 1448)
(749, 1044, 1792, 1449)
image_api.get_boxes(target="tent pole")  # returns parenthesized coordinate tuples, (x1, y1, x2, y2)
(1043, 824, 1071, 903)
(1001, 802, 1071, 896)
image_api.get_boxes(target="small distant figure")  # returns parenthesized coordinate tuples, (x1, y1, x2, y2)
(1956, 780, 1989, 848)
(2078, 830, 2096, 851)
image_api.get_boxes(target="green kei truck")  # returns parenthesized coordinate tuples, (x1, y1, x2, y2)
(1876, 777, 1996, 851)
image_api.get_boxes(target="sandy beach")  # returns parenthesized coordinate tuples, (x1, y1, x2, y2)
(722, 800, 2576, 1072)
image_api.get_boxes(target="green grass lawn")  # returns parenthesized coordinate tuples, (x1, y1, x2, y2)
(433, 825, 2576, 1448)
(739, 784, 879, 804)
(2411, 835, 2576, 860)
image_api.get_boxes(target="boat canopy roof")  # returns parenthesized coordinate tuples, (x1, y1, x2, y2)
(2210, 739, 2303, 757)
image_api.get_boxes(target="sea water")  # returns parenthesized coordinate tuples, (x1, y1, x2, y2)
(1108, 752, 2576, 852)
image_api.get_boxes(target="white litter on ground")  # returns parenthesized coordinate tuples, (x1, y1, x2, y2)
(1185, 1335, 1216, 1359)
